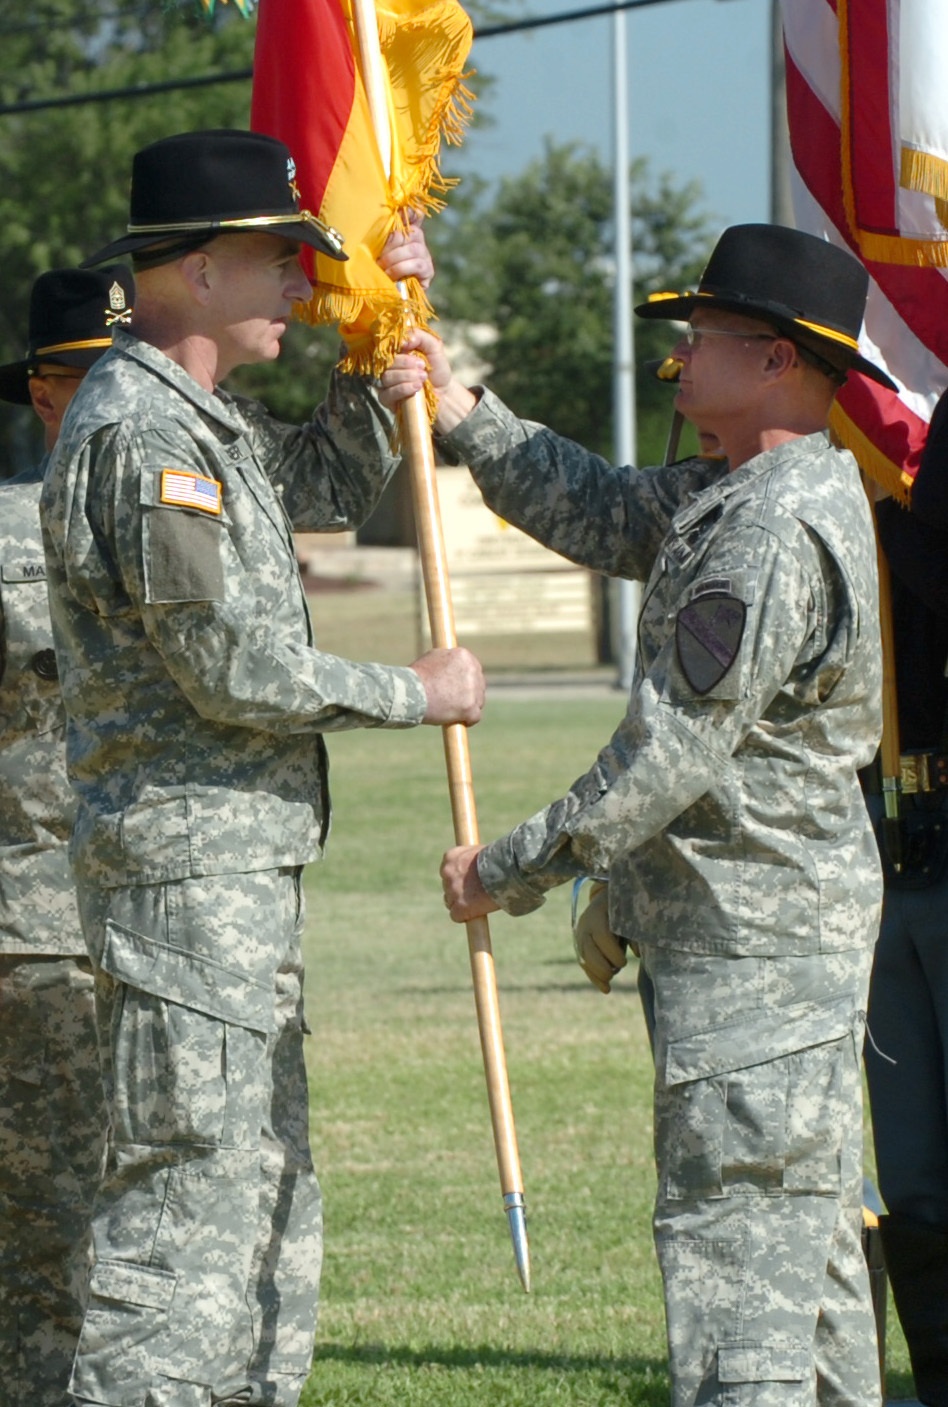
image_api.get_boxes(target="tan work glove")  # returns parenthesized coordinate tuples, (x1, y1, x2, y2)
(572, 880, 627, 994)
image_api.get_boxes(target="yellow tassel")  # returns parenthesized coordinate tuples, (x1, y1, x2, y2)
(901, 145, 948, 203)
(830, 403, 914, 505)
(291, 0, 475, 426)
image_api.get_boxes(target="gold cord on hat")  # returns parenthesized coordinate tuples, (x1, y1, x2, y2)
(645, 290, 862, 353)
(34, 337, 113, 356)
(127, 211, 345, 256)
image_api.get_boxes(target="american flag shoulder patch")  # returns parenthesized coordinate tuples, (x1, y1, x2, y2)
(159, 469, 222, 516)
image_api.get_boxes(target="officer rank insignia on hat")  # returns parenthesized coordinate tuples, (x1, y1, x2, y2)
(676, 592, 746, 694)
(287, 156, 301, 206)
(160, 470, 222, 515)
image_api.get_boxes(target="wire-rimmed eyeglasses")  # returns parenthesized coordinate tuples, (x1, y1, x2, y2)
(684, 327, 779, 349)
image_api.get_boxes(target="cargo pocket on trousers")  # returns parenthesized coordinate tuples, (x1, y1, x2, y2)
(100, 915, 272, 1149)
(88, 1258, 177, 1310)
(71, 1260, 180, 1403)
(718, 1341, 809, 1389)
(108, 981, 228, 1146)
(722, 1042, 844, 1197)
(102, 922, 231, 1148)
(661, 1038, 846, 1201)
(782, 1037, 845, 1194)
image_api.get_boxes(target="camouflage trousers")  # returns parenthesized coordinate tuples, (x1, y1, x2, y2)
(0, 953, 106, 1407)
(644, 947, 880, 1406)
(70, 869, 322, 1407)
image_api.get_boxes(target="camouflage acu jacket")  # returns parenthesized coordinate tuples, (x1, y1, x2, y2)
(0, 465, 80, 953)
(41, 331, 427, 887)
(439, 391, 883, 958)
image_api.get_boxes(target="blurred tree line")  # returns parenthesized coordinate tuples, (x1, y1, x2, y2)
(0, 0, 715, 475)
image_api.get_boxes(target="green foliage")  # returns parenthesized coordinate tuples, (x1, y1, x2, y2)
(0, 3, 253, 318)
(481, 142, 617, 457)
(0, 6, 714, 476)
(0, 1, 255, 465)
(429, 140, 717, 466)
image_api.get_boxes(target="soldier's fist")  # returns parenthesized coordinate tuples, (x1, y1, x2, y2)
(573, 882, 627, 994)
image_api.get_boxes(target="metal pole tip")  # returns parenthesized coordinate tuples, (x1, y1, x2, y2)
(504, 1192, 531, 1293)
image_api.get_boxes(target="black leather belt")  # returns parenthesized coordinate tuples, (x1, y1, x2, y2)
(861, 751, 948, 795)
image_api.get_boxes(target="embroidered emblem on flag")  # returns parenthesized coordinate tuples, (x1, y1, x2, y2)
(160, 469, 222, 515)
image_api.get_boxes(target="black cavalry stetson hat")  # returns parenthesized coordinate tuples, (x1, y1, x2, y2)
(82, 129, 346, 268)
(635, 223, 896, 390)
(0, 265, 134, 406)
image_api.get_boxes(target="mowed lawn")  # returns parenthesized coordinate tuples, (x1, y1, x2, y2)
(296, 588, 913, 1404)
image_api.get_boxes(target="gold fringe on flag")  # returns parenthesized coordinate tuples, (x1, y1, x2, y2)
(830, 402, 916, 505)
(300, 0, 474, 389)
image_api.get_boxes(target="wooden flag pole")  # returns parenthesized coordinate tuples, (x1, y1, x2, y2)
(399, 388, 531, 1293)
(351, 0, 531, 1292)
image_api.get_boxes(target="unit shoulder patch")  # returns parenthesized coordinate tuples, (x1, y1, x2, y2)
(159, 469, 222, 516)
(676, 592, 747, 695)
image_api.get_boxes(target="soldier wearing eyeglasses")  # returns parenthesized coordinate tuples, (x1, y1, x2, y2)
(383, 224, 893, 1406)
(0, 265, 133, 1407)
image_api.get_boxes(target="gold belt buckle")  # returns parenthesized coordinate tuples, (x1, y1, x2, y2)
(900, 753, 932, 794)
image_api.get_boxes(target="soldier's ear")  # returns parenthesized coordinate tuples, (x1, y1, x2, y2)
(178, 249, 214, 306)
(763, 336, 798, 381)
(28, 376, 58, 430)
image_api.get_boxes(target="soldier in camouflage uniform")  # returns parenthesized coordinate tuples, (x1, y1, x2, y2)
(0, 266, 134, 1407)
(383, 225, 892, 1405)
(40, 130, 484, 1407)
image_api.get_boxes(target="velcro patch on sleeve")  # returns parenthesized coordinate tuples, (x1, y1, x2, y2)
(676, 592, 747, 695)
(160, 469, 222, 516)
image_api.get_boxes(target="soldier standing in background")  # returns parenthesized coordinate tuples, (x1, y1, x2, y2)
(0, 265, 134, 1407)
(864, 385, 948, 1405)
(383, 224, 893, 1406)
(41, 129, 483, 1407)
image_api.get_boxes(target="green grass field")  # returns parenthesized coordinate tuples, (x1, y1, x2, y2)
(295, 664, 914, 1404)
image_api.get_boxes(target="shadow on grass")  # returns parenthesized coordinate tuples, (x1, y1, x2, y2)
(315, 1341, 663, 1370)
(309, 1340, 669, 1403)
(387, 977, 640, 998)
(385, 952, 646, 999)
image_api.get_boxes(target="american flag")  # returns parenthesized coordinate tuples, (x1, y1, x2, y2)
(160, 470, 222, 515)
(780, 0, 948, 502)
